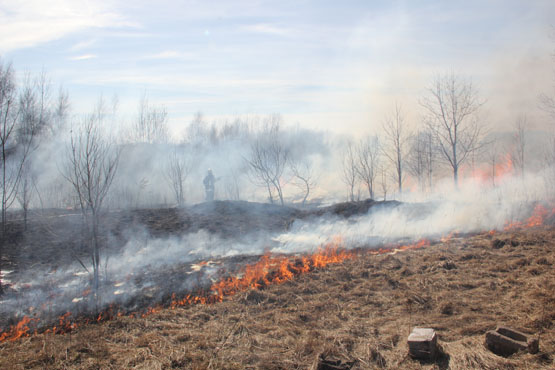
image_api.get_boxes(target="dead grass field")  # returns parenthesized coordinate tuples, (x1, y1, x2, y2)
(1, 226, 554, 369)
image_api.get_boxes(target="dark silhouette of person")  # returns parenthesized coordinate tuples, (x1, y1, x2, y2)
(203, 169, 215, 201)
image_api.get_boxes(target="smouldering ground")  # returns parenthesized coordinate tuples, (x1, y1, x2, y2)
(1, 226, 554, 369)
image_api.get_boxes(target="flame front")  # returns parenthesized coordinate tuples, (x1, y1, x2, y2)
(504, 204, 554, 231)
(171, 237, 353, 307)
(1, 201, 552, 345)
(0, 316, 36, 342)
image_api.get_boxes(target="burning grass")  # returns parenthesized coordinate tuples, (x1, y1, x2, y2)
(1, 226, 554, 369)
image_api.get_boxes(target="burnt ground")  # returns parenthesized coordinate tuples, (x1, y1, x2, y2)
(0, 200, 403, 329)
(0, 209, 554, 368)
(0, 199, 397, 275)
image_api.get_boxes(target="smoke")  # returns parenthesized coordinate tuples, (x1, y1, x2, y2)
(277, 169, 552, 254)
(2, 164, 552, 333)
(2, 98, 555, 335)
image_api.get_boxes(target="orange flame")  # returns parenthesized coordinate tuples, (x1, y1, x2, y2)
(504, 204, 553, 231)
(461, 153, 513, 184)
(0, 316, 37, 342)
(169, 237, 354, 308)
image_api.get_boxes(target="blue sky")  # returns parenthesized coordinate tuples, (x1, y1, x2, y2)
(1, 0, 555, 135)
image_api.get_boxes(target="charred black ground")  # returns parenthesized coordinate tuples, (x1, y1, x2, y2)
(0, 200, 403, 275)
(0, 200, 413, 330)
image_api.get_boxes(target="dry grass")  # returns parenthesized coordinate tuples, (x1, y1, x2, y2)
(1, 226, 554, 369)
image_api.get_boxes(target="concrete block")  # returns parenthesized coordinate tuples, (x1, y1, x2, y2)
(408, 327, 438, 360)
(485, 326, 539, 357)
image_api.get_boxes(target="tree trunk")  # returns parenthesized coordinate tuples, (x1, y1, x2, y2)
(266, 183, 274, 204)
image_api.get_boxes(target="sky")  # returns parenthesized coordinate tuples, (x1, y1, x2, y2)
(1, 0, 555, 136)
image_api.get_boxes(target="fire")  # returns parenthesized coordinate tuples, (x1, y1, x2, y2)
(504, 204, 554, 231)
(170, 237, 354, 308)
(462, 153, 514, 184)
(0, 316, 37, 342)
(6, 204, 552, 345)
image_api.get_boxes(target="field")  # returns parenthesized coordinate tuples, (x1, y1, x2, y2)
(0, 206, 553, 369)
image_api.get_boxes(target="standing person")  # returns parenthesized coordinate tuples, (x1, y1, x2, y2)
(203, 169, 215, 201)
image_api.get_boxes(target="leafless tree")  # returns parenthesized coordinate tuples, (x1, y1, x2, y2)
(539, 90, 555, 121)
(356, 136, 380, 199)
(341, 140, 357, 202)
(407, 129, 435, 192)
(511, 115, 527, 177)
(382, 103, 409, 194)
(290, 158, 316, 205)
(1, 62, 46, 247)
(223, 168, 243, 201)
(15, 72, 56, 226)
(183, 111, 208, 145)
(62, 108, 120, 300)
(420, 72, 484, 187)
(164, 148, 191, 207)
(0, 61, 19, 235)
(379, 164, 389, 201)
(51, 87, 70, 135)
(246, 118, 289, 205)
(133, 93, 169, 144)
(487, 139, 500, 187)
(16, 162, 37, 230)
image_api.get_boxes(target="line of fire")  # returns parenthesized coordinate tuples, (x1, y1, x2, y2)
(1, 203, 552, 343)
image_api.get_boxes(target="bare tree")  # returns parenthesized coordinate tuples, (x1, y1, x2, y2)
(164, 148, 191, 207)
(133, 93, 169, 144)
(420, 72, 484, 187)
(356, 136, 380, 199)
(290, 158, 316, 205)
(341, 140, 357, 202)
(223, 168, 243, 201)
(246, 120, 289, 205)
(379, 164, 389, 201)
(511, 115, 527, 177)
(487, 139, 500, 187)
(51, 86, 70, 135)
(1, 61, 45, 291)
(16, 162, 36, 230)
(183, 111, 208, 145)
(382, 103, 409, 194)
(407, 129, 435, 192)
(0, 61, 19, 234)
(62, 108, 120, 300)
(15, 71, 56, 227)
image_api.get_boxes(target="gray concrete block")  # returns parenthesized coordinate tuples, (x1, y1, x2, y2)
(408, 327, 438, 360)
(485, 326, 539, 357)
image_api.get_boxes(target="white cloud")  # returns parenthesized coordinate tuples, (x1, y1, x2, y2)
(0, 0, 133, 52)
(69, 54, 97, 61)
(69, 39, 97, 51)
